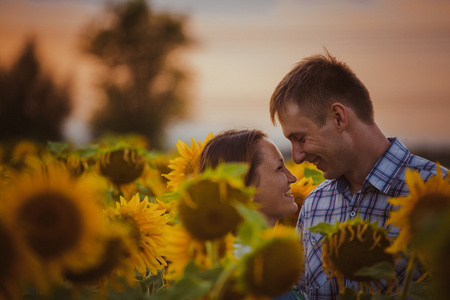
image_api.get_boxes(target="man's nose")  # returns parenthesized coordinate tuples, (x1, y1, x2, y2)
(292, 145, 306, 164)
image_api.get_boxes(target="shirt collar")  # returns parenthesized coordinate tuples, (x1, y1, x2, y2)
(365, 137, 411, 193)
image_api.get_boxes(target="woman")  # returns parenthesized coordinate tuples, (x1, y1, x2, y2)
(198, 129, 305, 300)
(198, 129, 298, 227)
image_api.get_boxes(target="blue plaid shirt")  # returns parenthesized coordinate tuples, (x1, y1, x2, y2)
(296, 138, 448, 300)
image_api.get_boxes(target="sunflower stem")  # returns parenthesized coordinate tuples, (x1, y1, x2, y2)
(399, 252, 416, 300)
(210, 259, 239, 300)
(206, 240, 219, 264)
(115, 184, 124, 198)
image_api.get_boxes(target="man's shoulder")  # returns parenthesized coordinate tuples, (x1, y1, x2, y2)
(386, 138, 447, 175)
(403, 153, 448, 180)
(378, 138, 448, 186)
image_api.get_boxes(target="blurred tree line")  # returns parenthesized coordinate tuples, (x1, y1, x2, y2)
(0, 0, 190, 150)
(0, 38, 72, 144)
(82, 0, 190, 149)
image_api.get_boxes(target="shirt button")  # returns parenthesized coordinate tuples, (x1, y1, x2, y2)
(350, 211, 356, 217)
(311, 239, 315, 244)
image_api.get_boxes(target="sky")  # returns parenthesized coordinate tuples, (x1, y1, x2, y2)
(1, 0, 450, 153)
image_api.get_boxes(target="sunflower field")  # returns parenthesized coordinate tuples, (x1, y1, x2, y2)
(0, 134, 449, 300)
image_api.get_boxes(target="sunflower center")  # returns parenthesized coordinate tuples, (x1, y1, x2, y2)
(178, 180, 248, 241)
(410, 193, 450, 234)
(120, 214, 141, 249)
(327, 224, 394, 282)
(18, 191, 83, 259)
(0, 224, 15, 279)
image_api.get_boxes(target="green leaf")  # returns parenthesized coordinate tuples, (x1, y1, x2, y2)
(304, 167, 325, 185)
(353, 262, 395, 280)
(149, 262, 223, 300)
(76, 144, 99, 158)
(235, 202, 268, 247)
(408, 280, 436, 300)
(308, 222, 335, 236)
(47, 141, 69, 155)
(219, 162, 249, 178)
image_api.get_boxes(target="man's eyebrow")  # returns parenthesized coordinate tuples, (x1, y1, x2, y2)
(286, 132, 302, 141)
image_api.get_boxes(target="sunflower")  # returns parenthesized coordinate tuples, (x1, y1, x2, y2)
(175, 163, 253, 241)
(0, 219, 43, 300)
(155, 198, 177, 225)
(0, 164, 11, 189)
(163, 133, 214, 191)
(1, 162, 107, 289)
(98, 148, 147, 186)
(104, 193, 169, 276)
(286, 160, 324, 186)
(277, 161, 322, 227)
(59, 154, 90, 178)
(147, 151, 173, 185)
(310, 215, 396, 293)
(11, 140, 39, 163)
(277, 176, 316, 227)
(387, 165, 450, 255)
(163, 224, 235, 280)
(97, 133, 149, 150)
(241, 225, 303, 297)
(63, 223, 136, 290)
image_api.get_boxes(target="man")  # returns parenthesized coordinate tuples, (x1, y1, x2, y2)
(269, 50, 448, 299)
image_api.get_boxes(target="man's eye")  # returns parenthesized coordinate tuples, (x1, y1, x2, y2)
(297, 136, 305, 143)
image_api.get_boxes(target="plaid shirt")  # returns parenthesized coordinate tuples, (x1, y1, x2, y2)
(296, 138, 448, 300)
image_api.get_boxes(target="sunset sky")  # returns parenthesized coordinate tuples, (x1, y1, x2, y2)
(1, 0, 449, 152)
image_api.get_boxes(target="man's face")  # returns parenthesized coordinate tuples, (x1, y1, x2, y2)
(278, 102, 349, 180)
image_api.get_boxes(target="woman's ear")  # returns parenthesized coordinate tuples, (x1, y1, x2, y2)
(329, 102, 348, 131)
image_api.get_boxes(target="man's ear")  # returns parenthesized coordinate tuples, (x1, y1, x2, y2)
(329, 102, 348, 131)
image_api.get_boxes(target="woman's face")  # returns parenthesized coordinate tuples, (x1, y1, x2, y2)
(253, 138, 298, 226)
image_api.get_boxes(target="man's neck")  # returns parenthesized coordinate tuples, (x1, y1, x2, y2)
(345, 123, 391, 195)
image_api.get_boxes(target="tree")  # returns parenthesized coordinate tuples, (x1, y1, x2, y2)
(0, 38, 73, 142)
(82, 0, 191, 149)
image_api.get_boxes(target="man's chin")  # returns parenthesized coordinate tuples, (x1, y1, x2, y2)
(321, 170, 334, 180)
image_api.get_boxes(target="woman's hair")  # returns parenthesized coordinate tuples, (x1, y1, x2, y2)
(198, 129, 267, 186)
(270, 49, 374, 126)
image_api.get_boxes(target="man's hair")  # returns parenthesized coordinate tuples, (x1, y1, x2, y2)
(270, 49, 374, 126)
(198, 129, 267, 186)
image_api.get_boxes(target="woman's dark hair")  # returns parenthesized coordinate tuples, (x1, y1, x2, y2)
(198, 129, 267, 186)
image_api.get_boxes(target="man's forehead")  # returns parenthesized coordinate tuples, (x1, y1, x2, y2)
(278, 101, 304, 119)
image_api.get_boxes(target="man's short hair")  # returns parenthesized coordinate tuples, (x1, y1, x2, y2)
(270, 49, 374, 126)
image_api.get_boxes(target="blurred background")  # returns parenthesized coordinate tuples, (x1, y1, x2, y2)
(1, 0, 449, 165)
